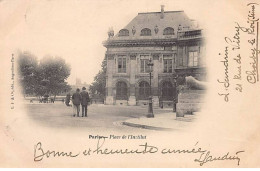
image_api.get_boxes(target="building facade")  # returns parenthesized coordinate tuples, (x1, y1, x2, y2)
(103, 6, 206, 107)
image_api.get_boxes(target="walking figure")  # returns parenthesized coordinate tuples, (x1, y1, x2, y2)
(80, 87, 90, 117)
(72, 88, 82, 117)
(65, 93, 71, 106)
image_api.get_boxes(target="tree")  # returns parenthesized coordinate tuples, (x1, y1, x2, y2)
(89, 57, 106, 97)
(17, 52, 71, 99)
(17, 51, 38, 96)
(37, 56, 71, 100)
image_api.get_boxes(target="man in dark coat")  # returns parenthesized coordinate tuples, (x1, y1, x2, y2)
(80, 87, 90, 117)
(72, 88, 82, 117)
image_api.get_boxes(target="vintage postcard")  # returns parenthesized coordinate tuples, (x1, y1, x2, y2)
(0, 0, 260, 167)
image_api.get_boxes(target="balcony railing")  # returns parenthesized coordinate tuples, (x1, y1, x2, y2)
(178, 30, 202, 40)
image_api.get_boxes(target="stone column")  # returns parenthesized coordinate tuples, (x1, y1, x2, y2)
(105, 54, 115, 105)
(152, 53, 159, 107)
(128, 54, 137, 105)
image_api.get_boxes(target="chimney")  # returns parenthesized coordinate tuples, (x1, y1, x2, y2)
(161, 5, 165, 19)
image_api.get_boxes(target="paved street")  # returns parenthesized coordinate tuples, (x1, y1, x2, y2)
(26, 102, 172, 132)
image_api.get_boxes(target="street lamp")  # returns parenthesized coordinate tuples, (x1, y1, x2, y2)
(172, 72, 178, 113)
(146, 58, 154, 118)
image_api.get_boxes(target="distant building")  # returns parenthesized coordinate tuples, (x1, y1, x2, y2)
(76, 78, 82, 86)
(103, 6, 206, 107)
(70, 78, 90, 93)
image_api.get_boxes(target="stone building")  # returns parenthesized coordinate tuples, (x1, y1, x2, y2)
(103, 6, 206, 107)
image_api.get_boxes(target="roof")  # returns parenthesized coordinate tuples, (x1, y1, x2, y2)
(108, 10, 196, 40)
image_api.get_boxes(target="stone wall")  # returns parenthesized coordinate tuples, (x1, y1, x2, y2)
(176, 90, 205, 117)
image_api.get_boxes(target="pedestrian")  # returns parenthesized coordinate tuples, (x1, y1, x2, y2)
(72, 88, 82, 117)
(65, 93, 71, 106)
(80, 87, 90, 117)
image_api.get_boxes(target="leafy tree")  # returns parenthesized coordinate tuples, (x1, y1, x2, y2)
(17, 51, 38, 96)
(37, 56, 71, 100)
(89, 57, 106, 97)
(17, 52, 71, 100)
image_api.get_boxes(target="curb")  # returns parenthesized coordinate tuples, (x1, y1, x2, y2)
(122, 121, 173, 131)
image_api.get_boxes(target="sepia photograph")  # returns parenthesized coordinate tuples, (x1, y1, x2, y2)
(16, 3, 206, 132)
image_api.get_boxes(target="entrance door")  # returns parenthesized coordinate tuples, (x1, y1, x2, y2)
(116, 81, 127, 100)
(139, 81, 150, 100)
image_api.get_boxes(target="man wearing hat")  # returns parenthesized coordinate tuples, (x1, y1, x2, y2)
(72, 88, 82, 117)
(80, 87, 90, 117)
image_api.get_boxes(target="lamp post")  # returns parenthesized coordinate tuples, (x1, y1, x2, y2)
(172, 72, 178, 113)
(146, 58, 154, 118)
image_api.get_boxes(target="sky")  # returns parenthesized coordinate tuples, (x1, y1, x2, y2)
(1, 0, 209, 85)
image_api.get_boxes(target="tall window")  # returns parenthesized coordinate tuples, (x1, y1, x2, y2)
(179, 56, 183, 66)
(188, 51, 198, 67)
(161, 81, 173, 100)
(140, 55, 150, 73)
(141, 28, 151, 36)
(163, 27, 174, 35)
(116, 81, 127, 100)
(118, 29, 129, 36)
(118, 56, 126, 73)
(163, 55, 173, 73)
(139, 81, 150, 100)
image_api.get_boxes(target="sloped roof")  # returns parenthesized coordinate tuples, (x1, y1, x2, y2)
(110, 11, 195, 40)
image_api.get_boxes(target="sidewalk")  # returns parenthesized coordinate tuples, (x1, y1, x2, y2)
(122, 112, 197, 131)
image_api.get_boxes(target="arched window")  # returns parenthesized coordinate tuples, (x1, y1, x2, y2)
(161, 81, 174, 100)
(139, 81, 150, 100)
(163, 27, 174, 35)
(116, 81, 127, 100)
(141, 28, 151, 36)
(118, 29, 129, 36)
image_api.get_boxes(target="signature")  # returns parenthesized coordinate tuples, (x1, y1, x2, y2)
(194, 150, 245, 166)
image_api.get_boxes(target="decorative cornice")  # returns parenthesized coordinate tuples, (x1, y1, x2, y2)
(135, 74, 153, 79)
(177, 37, 204, 46)
(113, 75, 130, 78)
(103, 36, 204, 48)
(103, 38, 178, 48)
